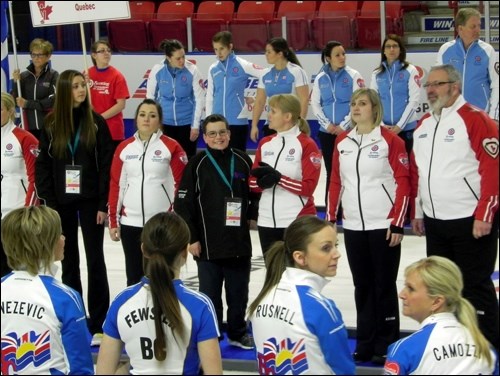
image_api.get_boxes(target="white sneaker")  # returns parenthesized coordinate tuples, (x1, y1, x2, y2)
(91, 333, 103, 346)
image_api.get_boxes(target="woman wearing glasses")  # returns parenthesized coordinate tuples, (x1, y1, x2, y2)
(12, 38, 59, 140)
(370, 34, 421, 154)
(174, 114, 260, 350)
(88, 40, 130, 151)
(108, 99, 188, 286)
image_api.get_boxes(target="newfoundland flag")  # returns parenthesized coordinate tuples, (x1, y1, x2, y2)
(1, 0, 10, 93)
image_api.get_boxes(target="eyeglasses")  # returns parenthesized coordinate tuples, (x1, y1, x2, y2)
(205, 129, 229, 138)
(423, 81, 456, 88)
(30, 53, 48, 59)
(95, 49, 112, 54)
(384, 44, 400, 49)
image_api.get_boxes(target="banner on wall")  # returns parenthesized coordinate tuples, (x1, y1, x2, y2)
(29, 1, 129, 26)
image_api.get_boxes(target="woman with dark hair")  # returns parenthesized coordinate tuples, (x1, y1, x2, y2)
(250, 37, 309, 142)
(206, 31, 264, 151)
(248, 215, 355, 375)
(370, 34, 420, 154)
(96, 212, 222, 375)
(108, 99, 187, 286)
(88, 39, 130, 151)
(35, 69, 114, 346)
(311, 40, 365, 205)
(146, 39, 205, 158)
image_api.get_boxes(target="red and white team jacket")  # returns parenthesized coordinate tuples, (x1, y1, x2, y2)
(327, 126, 410, 230)
(108, 131, 187, 228)
(410, 95, 499, 222)
(1, 121, 39, 218)
(249, 125, 322, 228)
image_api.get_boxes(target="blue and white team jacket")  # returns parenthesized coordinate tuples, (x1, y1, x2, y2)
(146, 59, 206, 128)
(384, 313, 499, 375)
(259, 62, 309, 100)
(370, 61, 421, 131)
(311, 64, 365, 132)
(1, 270, 94, 375)
(103, 277, 220, 375)
(437, 37, 499, 121)
(249, 268, 355, 375)
(206, 53, 264, 125)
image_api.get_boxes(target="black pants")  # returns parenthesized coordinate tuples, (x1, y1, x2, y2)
(398, 129, 414, 155)
(318, 131, 337, 207)
(197, 256, 251, 341)
(258, 226, 285, 258)
(344, 228, 401, 357)
(57, 199, 110, 335)
(120, 224, 144, 286)
(163, 124, 197, 158)
(229, 124, 249, 152)
(424, 214, 499, 350)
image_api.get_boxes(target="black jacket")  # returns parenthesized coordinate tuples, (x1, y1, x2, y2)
(174, 147, 260, 260)
(12, 62, 59, 131)
(35, 110, 113, 212)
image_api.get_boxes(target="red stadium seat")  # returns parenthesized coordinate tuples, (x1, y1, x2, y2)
(149, 1, 194, 50)
(311, 1, 359, 49)
(191, 2, 234, 52)
(356, 1, 403, 49)
(269, 1, 316, 51)
(107, 20, 150, 52)
(196, 1, 235, 21)
(155, 1, 194, 20)
(229, 1, 275, 52)
(129, 1, 156, 21)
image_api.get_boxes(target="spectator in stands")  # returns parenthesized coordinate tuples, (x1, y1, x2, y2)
(1, 206, 94, 375)
(250, 37, 309, 142)
(174, 114, 259, 350)
(96, 212, 223, 375)
(384, 256, 498, 374)
(35, 69, 114, 346)
(88, 40, 130, 151)
(108, 99, 187, 286)
(327, 88, 410, 365)
(411, 64, 499, 353)
(12, 38, 59, 140)
(146, 39, 205, 158)
(1, 92, 38, 277)
(436, 8, 499, 122)
(250, 94, 321, 256)
(206, 31, 264, 151)
(248, 215, 355, 375)
(371, 34, 421, 154)
(311, 40, 365, 205)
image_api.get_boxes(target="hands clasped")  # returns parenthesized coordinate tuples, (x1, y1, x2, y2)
(251, 161, 282, 189)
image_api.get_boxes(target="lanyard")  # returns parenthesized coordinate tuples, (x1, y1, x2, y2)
(67, 126, 81, 165)
(205, 149, 234, 193)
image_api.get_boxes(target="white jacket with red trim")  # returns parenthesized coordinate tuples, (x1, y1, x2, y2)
(108, 131, 187, 228)
(1, 121, 39, 219)
(410, 95, 499, 222)
(327, 126, 410, 231)
(249, 125, 322, 228)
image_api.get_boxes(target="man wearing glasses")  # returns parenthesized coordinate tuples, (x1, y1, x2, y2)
(12, 38, 59, 140)
(174, 114, 260, 350)
(410, 64, 499, 353)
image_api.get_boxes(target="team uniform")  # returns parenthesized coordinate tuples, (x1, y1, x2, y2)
(1, 120, 38, 219)
(327, 126, 410, 359)
(410, 95, 499, 350)
(146, 59, 205, 157)
(103, 277, 220, 375)
(88, 65, 130, 141)
(206, 53, 264, 150)
(370, 61, 421, 153)
(384, 313, 499, 375)
(1, 270, 94, 375)
(437, 37, 499, 121)
(249, 267, 355, 375)
(12, 62, 59, 138)
(311, 64, 365, 203)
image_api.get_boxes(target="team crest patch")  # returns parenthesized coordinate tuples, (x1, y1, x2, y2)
(399, 153, 409, 168)
(310, 152, 322, 168)
(483, 138, 499, 158)
(180, 153, 189, 164)
(29, 144, 40, 157)
(384, 361, 400, 375)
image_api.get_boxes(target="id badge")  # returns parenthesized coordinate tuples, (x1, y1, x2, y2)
(225, 197, 242, 226)
(65, 165, 82, 194)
